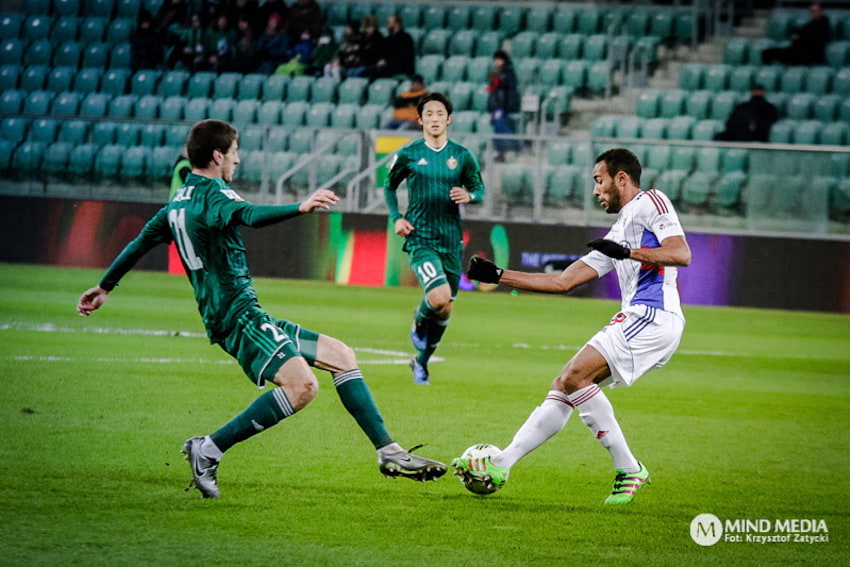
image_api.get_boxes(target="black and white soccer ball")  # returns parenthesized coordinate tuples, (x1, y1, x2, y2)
(458, 443, 503, 495)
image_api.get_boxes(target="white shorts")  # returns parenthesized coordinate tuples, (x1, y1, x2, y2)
(587, 305, 684, 388)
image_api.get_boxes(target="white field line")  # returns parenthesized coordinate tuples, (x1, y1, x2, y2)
(0, 322, 441, 365)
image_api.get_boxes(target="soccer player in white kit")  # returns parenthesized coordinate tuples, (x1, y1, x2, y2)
(453, 148, 692, 504)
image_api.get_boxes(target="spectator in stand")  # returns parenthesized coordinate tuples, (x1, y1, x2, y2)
(714, 83, 779, 142)
(488, 50, 520, 161)
(130, 10, 162, 71)
(155, 0, 187, 42)
(274, 29, 315, 76)
(256, 13, 292, 74)
(258, 0, 289, 34)
(203, 13, 237, 71)
(178, 12, 207, 71)
(226, 0, 262, 37)
(346, 16, 384, 78)
(383, 75, 428, 130)
(373, 15, 415, 79)
(286, 0, 324, 44)
(762, 2, 831, 65)
(220, 16, 260, 73)
(308, 28, 337, 76)
(325, 20, 363, 80)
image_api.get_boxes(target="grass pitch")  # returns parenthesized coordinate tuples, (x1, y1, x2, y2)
(1, 263, 848, 566)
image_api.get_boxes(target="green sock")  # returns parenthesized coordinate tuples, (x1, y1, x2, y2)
(210, 388, 294, 453)
(416, 317, 449, 366)
(334, 369, 394, 449)
(414, 296, 438, 339)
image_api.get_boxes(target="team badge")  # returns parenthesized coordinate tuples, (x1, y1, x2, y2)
(447, 157, 458, 170)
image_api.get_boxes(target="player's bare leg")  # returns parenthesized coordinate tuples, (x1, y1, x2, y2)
(314, 335, 446, 481)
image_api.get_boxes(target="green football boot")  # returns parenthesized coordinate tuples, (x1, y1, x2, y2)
(604, 462, 650, 505)
(451, 455, 510, 488)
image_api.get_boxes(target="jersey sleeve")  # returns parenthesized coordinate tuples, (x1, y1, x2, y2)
(384, 149, 410, 221)
(99, 207, 172, 291)
(461, 149, 485, 204)
(205, 182, 251, 229)
(579, 228, 616, 277)
(643, 189, 685, 242)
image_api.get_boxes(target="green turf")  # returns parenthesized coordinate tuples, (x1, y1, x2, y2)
(1, 263, 848, 566)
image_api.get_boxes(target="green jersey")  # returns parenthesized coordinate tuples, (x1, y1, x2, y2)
(384, 138, 484, 253)
(98, 172, 302, 343)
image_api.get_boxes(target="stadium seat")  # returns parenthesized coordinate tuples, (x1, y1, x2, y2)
(696, 147, 722, 173)
(81, 42, 109, 68)
(538, 59, 564, 87)
(684, 90, 711, 119)
(287, 128, 312, 153)
(545, 165, 580, 205)
(209, 98, 234, 121)
(53, 41, 83, 68)
(475, 31, 504, 58)
(691, 119, 723, 141)
(445, 6, 471, 31)
(679, 63, 704, 90)
(591, 115, 616, 138)
(0, 90, 25, 115)
(613, 116, 640, 139)
(724, 38, 748, 65)
(635, 90, 660, 118)
(451, 111, 478, 133)
(447, 82, 474, 111)
(780, 67, 806, 94)
(469, 5, 496, 32)
(238, 125, 264, 151)
(583, 35, 607, 61)
(562, 60, 588, 89)
(330, 103, 356, 129)
(325, 2, 350, 26)
(355, 104, 383, 129)
(164, 124, 189, 147)
(441, 56, 467, 83)
(159, 70, 189, 97)
(95, 143, 124, 179)
(23, 90, 54, 114)
(50, 91, 81, 116)
(121, 146, 150, 179)
(159, 95, 186, 120)
(51, 17, 80, 43)
(709, 91, 741, 120)
(534, 32, 559, 59)
(0, 64, 21, 91)
(25, 40, 53, 67)
(282, 101, 308, 127)
(1, 117, 28, 142)
(107, 94, 136, 118)
(187, 72, 216, 98)
(86, 0, 113, 18)
(641, 118, 667, 140)
(793, 120, 820, 145)
(587, 61, 611, 92)
(131, 70, 160, 96)
(722, 148, 748, 173)
(135, 94, 161, 119)
(659, 90, 687, 118)
(23, 16, 53, 41)
(465, 56, 491, 84)
(644, 144, 671, 170)
(19, 66, 48, 91)
(712, 172, 746, 213)
(337, 77, 368, 105)
(514, 57, 541, 86)
(113, 122, 141, 145)
(656, 169, 686, 201)
(805, 67, 833, 95)
(266, 127, 288, 151)
(79, 92, 111, 117)
(841, 98, 850, 122)
(501, 163, 533, 204)
(367, 78, 396, 106)
(43, 141, 73, 174)
(421, 6, 446, 30)
(0, 39, 26, 66)
(727, 65, 755, 92)
(106, 18, 134, 44)
(13, 140, 47, 170)
(397, 5, 421, 29)
(511, 31, 537, 59)
(825, 42, 849, 67)
(0, 14, 24, 39)
(310, 76, 337, 103)
(232, 99, 259, 125)
(139, 123, 164, 147)
(184, 97, 211, 121)
(30, 117, 60, 143)
(525, 6, 552, 33)
(558, 34, 582, 60)
(768, 120, 796, 144)
(547, 139, 571, 166)
(703, 65, 729, 92)
(109, 43, 132, 68)
(214, 73, 242, 99)
(422, 29, 450, 55)
(256, 100, 282, 125)
(63, 141, 96, 177)
(753, 66, 781, 92)
(79, 17, 107, 43)
(551, 7, 576, 34)
(72, 67, 101, 94)
(576, 10, 601, 34)
(305, 102, 333, 127)
(448, 30, 476, 57)
(820, 122, 847, 145)
(786, 93, 816, 120)
(668, 146, 695, 172)
(46, 67, 75, 93)
(238, 73, 265, 100)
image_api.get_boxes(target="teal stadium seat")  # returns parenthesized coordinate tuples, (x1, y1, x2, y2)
(331, 103, 357, 129)
(238, 74, 265, 100)
(616, 116, 641, 139)
(466, 56, 492, 84)
(0, 15, 23, 39)
(131, 70, 160, 95)
(81, 42, 109, 68)
(670, 146, 695, 172)
(79, 17, 107, 43)
(398, 6, 421, 29)
(210, 97, 237, 121)
(159, 96, 186, 120)
(805, 67, 833, 95)
(121, 146, 150, 180)
(679, 63, 704, 90)
(501, 163, 533, 205)
(159, 70, 189, 97)
(793, 120, 820, 144)
(0, 64, 21, 90)
(536, 32, 559, 59)
(470, 6, 496, 32)
(73, 68, 101, 93)
(51, 17, 79, 43)
(753, 66, 780, 92)
(780, 67, 806, 93)
(786, 93, 815, 120)
(709, 91, 741, 120)
(448, 82, 475, 111)
(286, 75, 312, 101)
(821, 122, 847, 145)
(139, 123, 164, 146)
(722, 149, 748, 173)
(703, 65, 729, 91)
(213, 73, 241, 99)
(57, 119, 87, 144)
(588, 61, 611, 92)
(47, 66, 75, 93)
(43, 141, 73, 174)
(628, 12, 650, 36)
(441, 56, 467, 82)
(26, 40, 53, 67)
(768, 120, 796, 144)
(511, 31, 536, 59)
(576, 10, 601, 34)
(645, 144, 672, 170)
(368, 78, 397, 106)
(728, 66, 755, 92)
(445, 6, 471, 32)
(185, 97, 211, 121)
(498, 6, 525, 36)
(187, 72, 216, 98)
(591, 115, 616, 137)
(724, 38, 748, 65)
(583, 35, 607, 61)
(79, 92, 110, 117)
(50, 92, 81, 116)
(696, 147, 722, 173)
(355, 104, 384, 129)
(691, 119, 723, 141)
(825, 42, 849, 67)
(0, 91, 25, 114)
(681, 172, 717, 209)
(337, 77, 368, 105)
(262, 75, 287, 101)
(113, 122, 141, 145)
(24, 90, 54, 114)
(558, 34, 582, 60)
(325, 3, 349, 26)
(13, 140, 47, 172)
(238, 125, 264, 151)
(538, 59, 564, 87)
(475, 31, 504, 58)
(66, 142, 97, 177)
(451, 111, 478, 133)
(107, 94, 136, 118)
(53, 41, 83, 68)
(100, 69, 130, 95)
(282, 101, 308, 127)
(641, 118, 667, 140)
(563, 60, 588, 89)
(107, 18, 134, 44)
(30, 117, 59, 142)
(422, 29, 450, 55)
(685, 90, 711, 119)
(547, 139, 571, 165)
(0, 40, 26, 66)
(712, 172, 747, 213)
(421, 6, 446, 30)
(311, 76, 337, 103)
(305, 102, 333, 127)
(232, 99, 259, 124)
(526, 6, 552, 33)
(20, 66, 49, 91)
(656, 170, 686, 202)
(514, 58, 541, 87)
(134, 94, 160, 119)
(95, 143, 125, 179)
(660, 90, 686, 118)
(164, 124, 190, 147)
(257, 101, 282, 125)
(87, 0, 114, 18)
(448, 30, 476, 57)
(24, 16, 53, 41)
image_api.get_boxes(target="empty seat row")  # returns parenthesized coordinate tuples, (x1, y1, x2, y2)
(0, 38, 132, 69)
(768, 119, 850, 146)
(324, 2, 696, 40)
(1, 116, 190, 147)
(679, 63, 850, 95)
(592, 115, 725, 141)
(723, 37, 850, 68)
(0, 15, 134, 44)
(765, 10, 850, 41)
(636, 88, 850, 122)
(15, 0, 148, 17)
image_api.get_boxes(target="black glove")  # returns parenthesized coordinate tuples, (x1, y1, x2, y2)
(587, 239, 631, 260)
(467, 256, 503, 284)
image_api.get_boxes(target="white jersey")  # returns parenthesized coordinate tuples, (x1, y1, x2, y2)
(580, 189, 686, 321)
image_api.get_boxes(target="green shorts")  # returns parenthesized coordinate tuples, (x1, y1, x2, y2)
(221, 307, 319, 388)
(408, 246, 462, 296)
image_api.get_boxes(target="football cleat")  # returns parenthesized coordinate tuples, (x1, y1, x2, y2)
(604, 462, 651, 505)
(182, 436, 221, 499)
(410, 358, 430, 385)
(378, 446, 447, 482)
(410, 309, 427, 352)
(451, 455, 510, 489)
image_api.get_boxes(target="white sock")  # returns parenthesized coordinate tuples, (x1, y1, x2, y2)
(377, 442, 403, 455)
(201, 436, 223, 460)
(568, 384, 640, 474)
(492, 390, 573, 469)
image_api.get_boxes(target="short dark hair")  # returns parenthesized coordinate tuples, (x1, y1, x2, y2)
(750, 82, 766, 92)
(595, 148, 641, 187)
(186, 120, 238, 169)
(417, 92, 453, 117)
(493, 49, 510, 61)
(411, 74, 424, 85)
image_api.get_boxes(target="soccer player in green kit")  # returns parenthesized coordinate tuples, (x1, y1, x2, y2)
(384, 93, 485, 385)
(77, 120, 447, 498)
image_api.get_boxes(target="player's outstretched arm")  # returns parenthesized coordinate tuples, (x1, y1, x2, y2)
(467, 256, 598, 294)
(77, 286, 109, 316)
(299, 189, 340, 213)
(589, 236, 691, 266)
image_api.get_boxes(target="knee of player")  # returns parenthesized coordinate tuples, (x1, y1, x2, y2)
(335, 341, 358, 369)
(431, 297, 453, 318)
(553, 366, 592, 394)
(290, 374, 319, 410)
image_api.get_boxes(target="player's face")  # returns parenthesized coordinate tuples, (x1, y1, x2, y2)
(220, 141, 240, 183)
(592, 161, 622, 214)
(419, 101, 451, 138)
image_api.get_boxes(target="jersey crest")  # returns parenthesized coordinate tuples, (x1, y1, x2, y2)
(446, 157, 458, 170)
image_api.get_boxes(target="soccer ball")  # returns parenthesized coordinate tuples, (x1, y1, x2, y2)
(458, 443, 503, 495)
